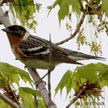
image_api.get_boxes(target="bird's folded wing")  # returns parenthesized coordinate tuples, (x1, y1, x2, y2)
(18, 35, 50, 56)
(18, 35, 82, 65)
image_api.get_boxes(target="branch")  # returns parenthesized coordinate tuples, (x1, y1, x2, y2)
(66, 87, 86, 108)
(0, 0, 4, 6)
(34, 96, 38, 107)
(27, 67, 56, 108)
(0, 92, 23, 108)
(0, 6, 57, 108)
(48, 34, 52, 103)
(0, 8, 11, 27)
(56, 13, 86, 45)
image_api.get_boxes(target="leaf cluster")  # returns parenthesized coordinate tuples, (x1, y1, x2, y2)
(0, 62, 45, 108)
(55, 63, 108, 107)
(2, 0, 41, 31)
(48, 0, 108, 55)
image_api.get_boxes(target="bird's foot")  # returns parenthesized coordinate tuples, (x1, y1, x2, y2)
(41, 66, 55, 79)
(24, 65, 27, 69)
(49, 66, 55, 72)
(15, 58, 18, 60)
(34, 79, 46, 89)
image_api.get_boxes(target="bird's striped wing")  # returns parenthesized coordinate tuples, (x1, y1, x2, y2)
(18, 35, 82, 65)
(18, 35, 50, 56)
(18, 35, 105, 65)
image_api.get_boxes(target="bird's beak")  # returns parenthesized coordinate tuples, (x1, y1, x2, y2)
(2, 28, 12, 33)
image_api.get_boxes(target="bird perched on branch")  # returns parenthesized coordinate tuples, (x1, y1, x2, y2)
(2, 25, 105, 69)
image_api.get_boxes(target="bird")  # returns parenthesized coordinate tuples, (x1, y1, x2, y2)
(2, 25, 105, 69)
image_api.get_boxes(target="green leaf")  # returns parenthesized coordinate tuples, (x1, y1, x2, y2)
(0, 73, 7, 88)
(75, 63, 100, 83)
(20, 87, 41, 98)
(19, 87, 36, 108)
(9, 0, 38, 30)
(96, 0, 102, 4)
(55, 70, 78, 96)
(55, 63, 108, 97)
(0, 62, 32, 86)
(0, 99, 12, 108)
(102, 0, 108, 16)
(48, 0, 81, 22)
(38, 100, 46, 108)
(58, 0, 70, 22)
(19, 87, 45, 108)
(55, 70, 72, 95)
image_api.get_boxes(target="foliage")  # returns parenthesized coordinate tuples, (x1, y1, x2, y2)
(0, 62, 32, 85)
(48, 0, 108, 55)
(55, 63, 108, 107)
(19, 87, 46, 108)
(5, 0, 41, 31)
(48, 0, 80, 22)
(0, 62, 45, 108)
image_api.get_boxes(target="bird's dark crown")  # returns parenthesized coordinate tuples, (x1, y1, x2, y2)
(2, 25, 27, 38)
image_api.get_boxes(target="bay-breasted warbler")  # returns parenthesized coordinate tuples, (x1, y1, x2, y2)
(2, 25, 105, 69)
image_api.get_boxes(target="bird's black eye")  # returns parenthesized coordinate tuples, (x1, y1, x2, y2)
(15, 27, 20, 33)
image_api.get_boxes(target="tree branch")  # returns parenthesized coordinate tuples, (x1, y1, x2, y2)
(0, 8, 11, 26)
(27, 67, 56, 108)
(56, 13, 86, 45)
(34, 96, 39, 108)
(0, 0, 4, 6)
(48, 34, 52, 103)
(0, 92, 23, 108)
(66, 86, 86, 108)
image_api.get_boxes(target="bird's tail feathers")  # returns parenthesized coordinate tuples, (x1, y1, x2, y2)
(91, 56, 106, 61)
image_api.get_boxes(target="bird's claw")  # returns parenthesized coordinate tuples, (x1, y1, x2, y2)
(24, 66, 27, 69)
(15, 58, 18, 60)
(34, 79, 46, 89)
(50, 66, 55, 72)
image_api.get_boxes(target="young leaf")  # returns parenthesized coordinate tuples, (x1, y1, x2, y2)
(19, 87, 36, 108)
(0, 62, 32, 86)
(48, 0, 81, 22)
(102, 0, 108, 16)
(55, 63, 108, 97)
(19, 87, 45, 108)
(55, 70, 78, 95)
(19, 87, 41, 98)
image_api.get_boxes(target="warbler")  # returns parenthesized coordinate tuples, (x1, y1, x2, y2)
(2, 25, 105, 69)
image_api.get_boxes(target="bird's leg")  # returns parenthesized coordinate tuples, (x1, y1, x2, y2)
(35, 66, 55, 88)
(15, 58, 18, 60)
(34, 79, 46, 89)
(24, 65, 27, 69)
(41, 66, 55, 80)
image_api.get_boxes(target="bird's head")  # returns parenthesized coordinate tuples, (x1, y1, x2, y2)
(2, 25, 27, 38)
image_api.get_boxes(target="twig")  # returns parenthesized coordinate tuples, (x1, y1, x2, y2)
(56, 13, 86, 45)
(34, 96, 38, 108)
(0, 9, 11, 26)
(66, 86, 87, 108)
(5, 82, 20, 105)
(48, 34, 52, 104)
(0, 92, 23, 108)
(0, 0, 4, 6)
(41, 69, 54, 80)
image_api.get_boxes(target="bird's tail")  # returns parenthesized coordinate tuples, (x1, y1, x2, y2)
(63, 48, 106, 62)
